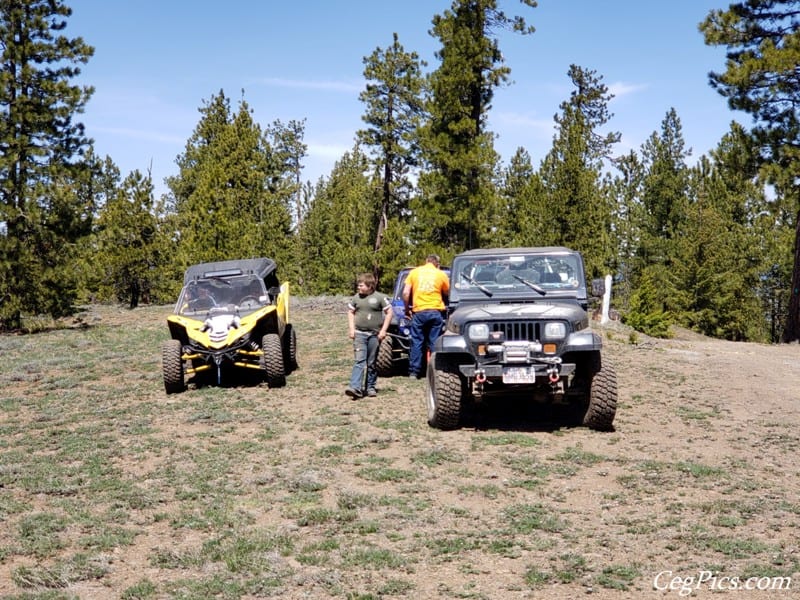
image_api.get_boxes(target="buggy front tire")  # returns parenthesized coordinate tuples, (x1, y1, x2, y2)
(262, 333, 286, 388)
(162, 339, 185, 394)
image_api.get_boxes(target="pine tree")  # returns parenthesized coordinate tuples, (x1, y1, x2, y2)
(0, 0, 94, 329)
(635, 108, 691, 315)
(415, 0, 536, 254)
(296, 146, 379, 295)
(167, 91, 293, 271)
(538, 65, 620, 278)
(358, 32, 426, 265)
(93, 171, 162, 308)
(700, 0, 800, 341)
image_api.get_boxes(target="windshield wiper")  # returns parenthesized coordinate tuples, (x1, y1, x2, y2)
(460, 272, 493, 297)
(511, 274, 546, 296)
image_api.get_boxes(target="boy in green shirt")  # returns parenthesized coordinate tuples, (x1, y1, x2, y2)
(346, 273, 392, 398)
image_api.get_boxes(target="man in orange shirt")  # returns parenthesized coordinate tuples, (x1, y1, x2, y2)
(402, 254, 450, 379)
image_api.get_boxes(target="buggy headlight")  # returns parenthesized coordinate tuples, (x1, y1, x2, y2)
(543, 322, 566, 340)
(468, 323, 489, 341)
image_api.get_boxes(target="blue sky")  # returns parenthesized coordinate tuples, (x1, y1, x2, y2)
(67, 1, 745, 198)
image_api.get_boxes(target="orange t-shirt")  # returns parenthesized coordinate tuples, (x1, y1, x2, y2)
(406, 263, 450, 311)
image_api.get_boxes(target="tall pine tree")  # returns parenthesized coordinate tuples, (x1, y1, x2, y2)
(0, 0, 94, 329)
(701, 0, 800, 341)
(415, 0, 536, 254)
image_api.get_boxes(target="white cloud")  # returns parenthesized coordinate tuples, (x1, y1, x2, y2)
(608, 81, 648, 99)
(254, 77, 362, 94)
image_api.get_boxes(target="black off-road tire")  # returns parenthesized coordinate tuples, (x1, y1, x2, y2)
(283, 324, 298, 373)
(582, 355, 617, 431)
(376, 336, 394, 377)
(162, 339, 185, 394)
(261, 333, 286, 388)
(425, 355, 465, 430)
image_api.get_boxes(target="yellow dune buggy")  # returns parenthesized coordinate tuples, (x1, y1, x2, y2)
(161, 258, 297, 393)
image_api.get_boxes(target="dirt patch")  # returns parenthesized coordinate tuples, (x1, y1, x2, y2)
(0, 300, 798, 599)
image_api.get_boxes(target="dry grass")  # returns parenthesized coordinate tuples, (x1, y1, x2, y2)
(0, 299, 798, 599)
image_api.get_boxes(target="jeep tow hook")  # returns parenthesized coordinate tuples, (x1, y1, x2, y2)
(475, 370, 486, 383)
(547, 367, 560, 383)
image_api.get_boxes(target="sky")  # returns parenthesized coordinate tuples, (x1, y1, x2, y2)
(66, 1, 747, 199)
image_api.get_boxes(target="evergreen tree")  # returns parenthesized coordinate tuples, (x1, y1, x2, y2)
(167, 91, 293, 271)
(0, 0, 94, 329)
(700, 0, 800, 341)
(358, 32, 426, 266)
(296, 146, 379, 295)
(267, 118, 307, 229)
(538, 65, 620, 278)
(498, 147, 550, 246)
(608, 150, 645, 311)
(93, 171, 162, 308)
(415, 0, 536, 254)
(635, 108, 691, 315)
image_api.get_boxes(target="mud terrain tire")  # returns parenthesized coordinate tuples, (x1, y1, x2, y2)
(262, 333, 286, 388)
(283, 324, 298, 373)
(376, 336, 394, 377)
(582, 357, 617, 431)
(162, 339, 185, 394)
(426, 356, 464, 430)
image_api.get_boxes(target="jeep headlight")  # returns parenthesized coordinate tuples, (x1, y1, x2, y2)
(543, 322, 566, 340)
(468, 323, 489, 341)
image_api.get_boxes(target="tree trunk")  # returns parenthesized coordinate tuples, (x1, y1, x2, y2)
(781, 206, 800, 342)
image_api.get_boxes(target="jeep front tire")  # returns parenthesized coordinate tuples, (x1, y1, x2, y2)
(162, 339, 186, 394)
(582, 355, 617, 431)
(426, 356, 464, 430)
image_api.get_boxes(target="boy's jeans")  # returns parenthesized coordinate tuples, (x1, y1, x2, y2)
(349, 330, 379, 391)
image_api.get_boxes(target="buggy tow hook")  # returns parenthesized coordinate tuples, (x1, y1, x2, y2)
(547, 367, 560, 383)
(475, 370, 486, 384)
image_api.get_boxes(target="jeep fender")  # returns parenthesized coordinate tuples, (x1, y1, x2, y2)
(431, 333, 473, 364)
(562, 330, 603, 353)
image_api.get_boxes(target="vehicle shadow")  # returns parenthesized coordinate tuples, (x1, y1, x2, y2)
(460, 396, 590, 433)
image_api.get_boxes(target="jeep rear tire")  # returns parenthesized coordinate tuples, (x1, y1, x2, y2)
(426, 356, 464, 430)
(162, 339, 185, 394)
(582, 356, 617, 431)
(376, 336, 394, 377)
(261, 333, 286, 388)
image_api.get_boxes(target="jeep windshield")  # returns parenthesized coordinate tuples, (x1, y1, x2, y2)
(451, 252, 582, 299)
(176, 275, 269, 317)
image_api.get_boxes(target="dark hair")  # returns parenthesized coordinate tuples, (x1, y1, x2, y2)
(426, 254, 440, 266)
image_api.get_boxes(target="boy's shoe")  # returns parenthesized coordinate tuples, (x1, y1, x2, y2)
(345, 387, 363, 399)
(366, 388, 377, 397)
(408, 373, 419, 380)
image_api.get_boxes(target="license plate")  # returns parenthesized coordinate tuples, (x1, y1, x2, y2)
(502, 366, 537, 384)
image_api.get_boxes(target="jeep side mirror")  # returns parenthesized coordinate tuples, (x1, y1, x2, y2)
(591, 278, 605, 297)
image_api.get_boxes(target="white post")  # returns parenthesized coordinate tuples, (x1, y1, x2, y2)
(601, 274, 612, 324)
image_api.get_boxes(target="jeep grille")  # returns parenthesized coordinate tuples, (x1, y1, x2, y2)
(490, 321, 541, 342)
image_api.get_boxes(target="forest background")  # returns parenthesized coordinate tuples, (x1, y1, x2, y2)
(1, 0, 799, 344)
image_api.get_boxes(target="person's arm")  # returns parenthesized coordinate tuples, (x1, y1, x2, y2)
(378, 305, 392, 340)
(347, 307, 356, 339)
(402, 283, 412, 316)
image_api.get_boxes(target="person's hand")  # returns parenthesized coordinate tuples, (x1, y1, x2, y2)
(378, 331, 387, 341)
(348, 330, 355, 340)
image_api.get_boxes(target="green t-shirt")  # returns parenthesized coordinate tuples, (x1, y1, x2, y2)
(348, 291, 391, 332)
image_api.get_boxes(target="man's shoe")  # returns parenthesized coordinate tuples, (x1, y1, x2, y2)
(408, 373, 418, 380)
(366, 388, 377, 397)
(345, 387, 363, 399)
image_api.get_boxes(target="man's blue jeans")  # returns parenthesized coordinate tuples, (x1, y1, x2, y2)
(409, 310, 444, 376)
(349, 330, 379, 392)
